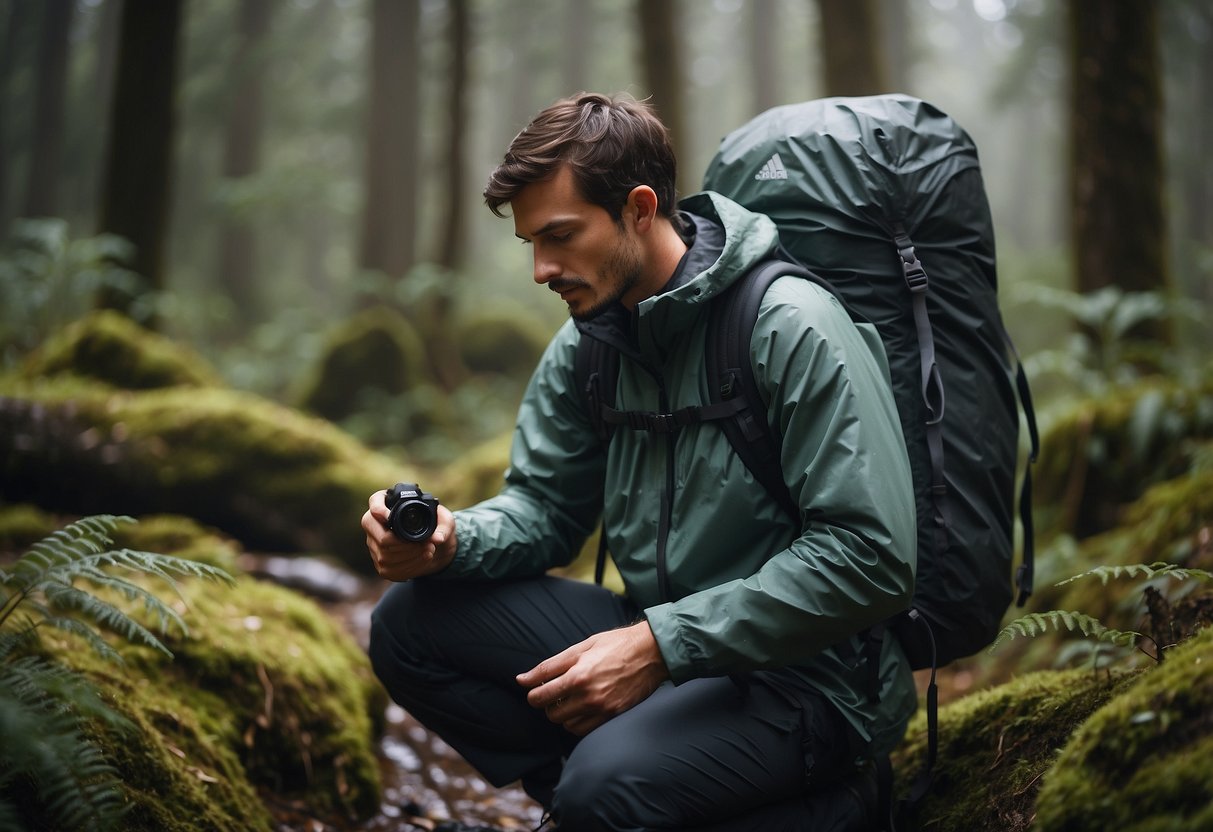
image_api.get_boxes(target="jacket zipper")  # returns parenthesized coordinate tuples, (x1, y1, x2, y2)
(652, 371, 675, 603)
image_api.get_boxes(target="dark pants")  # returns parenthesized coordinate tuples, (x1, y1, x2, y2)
(369, 576, 867, 831)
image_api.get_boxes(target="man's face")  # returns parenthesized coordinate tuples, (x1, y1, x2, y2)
(511, 165, 645, 321)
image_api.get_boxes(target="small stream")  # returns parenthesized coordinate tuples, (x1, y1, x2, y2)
(247, 555, 544, 832)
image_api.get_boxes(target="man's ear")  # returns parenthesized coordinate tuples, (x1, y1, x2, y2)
(626, 185, 660, 233)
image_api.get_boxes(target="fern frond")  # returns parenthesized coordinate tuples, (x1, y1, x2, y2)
(10, 515, 131, 583)
(1056, 562, 1213, 587)
(1, 515, 235, 662)
(0, 659, 130, 831)
(989, 610, 1141, 652)
(40, 583, 174, 658)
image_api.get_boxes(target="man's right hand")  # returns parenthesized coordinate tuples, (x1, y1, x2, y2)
(362, 489, 457, 581)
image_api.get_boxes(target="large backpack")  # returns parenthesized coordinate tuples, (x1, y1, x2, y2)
(578, 95, 1038, 672)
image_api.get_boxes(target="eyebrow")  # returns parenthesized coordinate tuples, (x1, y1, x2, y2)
(516, 217, 577, 242)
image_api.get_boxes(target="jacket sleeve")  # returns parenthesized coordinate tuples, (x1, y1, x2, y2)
(439, 321, 606, 580)
(645, 278, 917, 680)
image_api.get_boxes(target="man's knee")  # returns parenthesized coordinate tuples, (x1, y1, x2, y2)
(368, 581, 427, 685)
(553, 732, 659, 832)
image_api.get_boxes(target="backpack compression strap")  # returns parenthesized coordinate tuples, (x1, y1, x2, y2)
(892, 223, 950, 556)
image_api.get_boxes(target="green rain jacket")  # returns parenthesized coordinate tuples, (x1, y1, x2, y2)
(446, 191, 918, 754)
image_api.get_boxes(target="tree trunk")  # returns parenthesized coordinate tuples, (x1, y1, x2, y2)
(97, 0, 183, 318)
(0, 0, 32, 233)
(23, 0, 72, 219)
(218, 0, 274, 327)
(635, 0, 690, 199)
(1068, 0, 1169, 342)
(430, 0, 471, 389)
(358, 0, 420, 287)
(816, 0, 890, 97)
(748, 0, 779, 116)
(880, 0, 910, 92)
(436, 0, 469, 272)
(563, 0, 592, 96)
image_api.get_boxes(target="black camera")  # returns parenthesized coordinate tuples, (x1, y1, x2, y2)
(384, 482, 440, 542)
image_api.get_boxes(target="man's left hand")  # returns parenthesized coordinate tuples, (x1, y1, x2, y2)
(517, 620, 670, 736)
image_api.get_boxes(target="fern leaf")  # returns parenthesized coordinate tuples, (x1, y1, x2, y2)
(0, 659, 131, 831)
(990, 610, 1142, 652)
(1056, 562, 1213, 587)
(40, 583, 174, 657)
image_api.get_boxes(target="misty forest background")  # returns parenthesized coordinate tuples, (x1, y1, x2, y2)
(1, 0, 1213, 829)
(1, 0, 1210, 464)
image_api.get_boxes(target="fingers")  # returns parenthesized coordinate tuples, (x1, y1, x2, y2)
(517, 649, 578, 698)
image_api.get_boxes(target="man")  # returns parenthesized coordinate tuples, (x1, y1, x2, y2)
(364, 92, 917, 831)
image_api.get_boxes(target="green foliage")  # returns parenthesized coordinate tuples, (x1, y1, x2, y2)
(1013, 283, 1208, 402)
(992, 610, 1141, 652)
(991, 561, 1213, 666)
(1056, 561, 1213, 588)
(0, 220, 153, 369)
(0, 515, 233, 831)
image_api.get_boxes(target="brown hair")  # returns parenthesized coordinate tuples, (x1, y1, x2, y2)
(483, 92, 678, 223)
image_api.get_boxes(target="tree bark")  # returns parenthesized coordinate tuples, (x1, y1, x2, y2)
(635, 0, 690, 199)
(218, 0, 274, 326)
(748, 0, 779, 116)
(436, 0, 469, 272)
(816, 0, 890, 97)
(1068, 0, 1169, 341)
(0, 0, 32, 233)
(429, 0, 471, 389)
(23, 0, 73, 219)
(358, 0, 420, 286)
(97, 0, 184, 317)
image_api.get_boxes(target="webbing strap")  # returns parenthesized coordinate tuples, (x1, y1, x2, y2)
(597, 397, 748, 434)
(896, 609, 939, 825)
(1009, 340, 1040, 607)
(893, 224, 950, 552)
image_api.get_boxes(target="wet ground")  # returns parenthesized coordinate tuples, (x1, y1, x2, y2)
(244, 555, 543, 832)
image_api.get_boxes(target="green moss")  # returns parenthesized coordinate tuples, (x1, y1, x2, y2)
(296, 307, 428, 421)
(22, 310, 223, 390)
(111, 513, 243, 574)
(892, 668, 1136, 832)
(0, 502, 61, 552)
(51, 573, 385, 829)
(1034, 377, 1213, 540)
(439, 429, 512, 509)
(1034, 627, 1213, 832)
(1, 379, 405, 569)
(455, 305, 552, 379)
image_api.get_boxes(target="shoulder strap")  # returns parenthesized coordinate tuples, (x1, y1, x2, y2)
(705, 259, 817, 526)
(574, 331, 620, 443)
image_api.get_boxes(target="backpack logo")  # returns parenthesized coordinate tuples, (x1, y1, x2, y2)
(754, 153, 788, 181)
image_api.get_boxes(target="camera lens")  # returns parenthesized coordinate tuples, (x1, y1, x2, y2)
(400, 504, 431, 535)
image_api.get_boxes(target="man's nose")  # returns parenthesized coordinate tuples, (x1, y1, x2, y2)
(533, 253, 561, 285)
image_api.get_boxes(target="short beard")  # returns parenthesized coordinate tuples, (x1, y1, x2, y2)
(571, 235, 644, 322)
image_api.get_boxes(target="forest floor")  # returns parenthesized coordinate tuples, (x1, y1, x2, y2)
(245, 555, 543, 832)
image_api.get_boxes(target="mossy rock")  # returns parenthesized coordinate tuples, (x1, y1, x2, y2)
(22, 310, 223, 390)
(454, 305, 552, 379)
(1034, 626, 1213, 832)
(1033, 376, 1213, 540)
(1027, 462, 1213, 626)
(0, 502, 61, 551)
(440, 429, 512, 509)
(296, 307, 428, 422)
(891, 668, 1137, 832)
(0, 377, 408, 570)
(45, 569, 385, 829)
